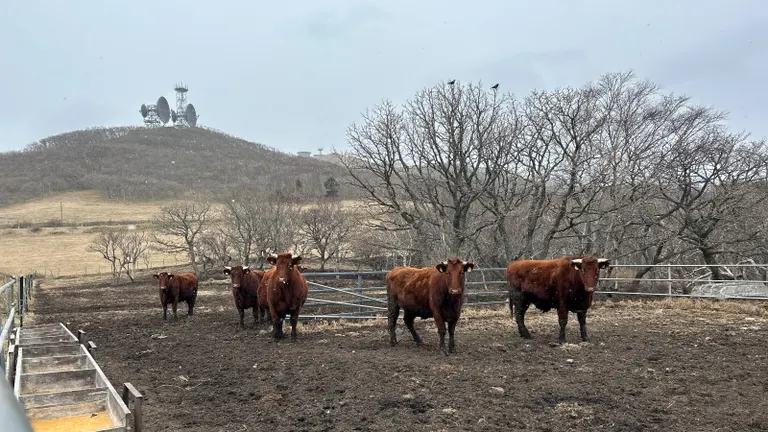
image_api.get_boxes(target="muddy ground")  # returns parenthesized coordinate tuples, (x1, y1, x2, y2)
(27, 275, 768, 432)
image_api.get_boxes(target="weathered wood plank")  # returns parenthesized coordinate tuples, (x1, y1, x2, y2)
(19, 368, 98, 395)
(21, 344, 83, 358)
(20, 387, 108, 409)
(25, 400, 108, 420)
(22, 354, 89, 374)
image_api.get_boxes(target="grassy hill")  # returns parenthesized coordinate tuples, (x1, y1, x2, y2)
(0, 126, 348, 206)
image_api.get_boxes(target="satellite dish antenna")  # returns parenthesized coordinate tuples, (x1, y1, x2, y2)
(185, 104, 198, 127)
(156, 96, 171, 124)
(171, 110, 178, 123)
(140, 104, 149, 118)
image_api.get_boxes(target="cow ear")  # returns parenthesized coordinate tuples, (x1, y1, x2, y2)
(152, 274, 159, 279)
(598, 259, 611, 269)
(223, 267, 232, 275)
(571, 259, 582, 270)
(435, 262, 447, 273)
(243, 267, 250, 274)
(266, 256, 277, 265)
(463, 262, 475, 273)
(292, 256, 302, 266)
(168, 274, 174, 279)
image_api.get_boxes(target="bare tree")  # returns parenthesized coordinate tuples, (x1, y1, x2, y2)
(118, 230, 152, 282)
(88, 229, 151, 282)
(88, 231, 123, 280)
(152, 199, 213, 274)
(196, 230, 234, 276)
(299, 200, 357, 271)
(342, 81, 520, 263)
(657, 128, 768, 279)
(338, 72, 768, 292)
(221, 196, 261, 265)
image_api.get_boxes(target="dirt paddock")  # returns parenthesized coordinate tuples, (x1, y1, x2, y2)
(27, 275, 768, 432)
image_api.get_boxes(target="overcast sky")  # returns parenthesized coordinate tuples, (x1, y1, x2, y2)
(1, 0, 766, 154)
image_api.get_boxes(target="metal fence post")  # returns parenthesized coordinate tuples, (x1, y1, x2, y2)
(18, 276, 24, 327)
(667, 265, 672, 297)
(357, 274, 363, 314)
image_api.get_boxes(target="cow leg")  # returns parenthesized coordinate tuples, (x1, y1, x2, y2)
(187, 296, 195, 316)
(447, 320, 457, 353)
(557, 305, 569, 344)
(162, 303, 168, 320)
(268, 304, 283, 340)
(403, 311, 422, 346)
(434, 313, 447, 354)
(272, 318, 285, 341)
(238, 308, 245, 328)
(252, 307, 259, 326)
(289, 310, 299, 341)
(577, 311, 589, 342)
(387, 297, 400, 346)
(172, 295, 179, 320)
(512, 292, 532, 339)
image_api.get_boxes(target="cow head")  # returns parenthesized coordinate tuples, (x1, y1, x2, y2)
(223, 265, 250, 290)
(266, 253, 302, 287)
(153, 272, 174, 291)
(570, 257, 610, 292)
(436, 258, 476, 296)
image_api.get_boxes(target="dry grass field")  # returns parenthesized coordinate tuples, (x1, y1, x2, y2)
(0, 191, 165, 226)
(0, 190, 366, 277)
(0, 191, 189, 277)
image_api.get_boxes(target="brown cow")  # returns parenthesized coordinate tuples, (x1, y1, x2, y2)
(506, 256, 610, 344)
(386, 258, 475, 354)
(153, 271, 199, 320)
(223, 265, 268, 328)
(264, 253, 308, 341)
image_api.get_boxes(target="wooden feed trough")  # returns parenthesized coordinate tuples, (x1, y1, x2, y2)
(12, 323, 131, 432)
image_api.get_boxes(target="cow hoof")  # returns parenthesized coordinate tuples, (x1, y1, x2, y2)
(390, 340, 398, 347)
(581, 337, 590, 343)
(520, 333, 532, 339)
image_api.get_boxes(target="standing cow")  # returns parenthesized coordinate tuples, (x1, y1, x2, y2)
(153, 271, 199, 320)
(223, 265, 267, 328)
(506, 256, 610, 344)
(386, 258, 475, 354)
(264, 252, 308, 341)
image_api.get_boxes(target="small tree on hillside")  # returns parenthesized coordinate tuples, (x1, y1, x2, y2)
(324, 177, 340, 198)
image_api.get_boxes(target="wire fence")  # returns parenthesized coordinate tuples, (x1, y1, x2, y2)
(282, 263, 768, 320)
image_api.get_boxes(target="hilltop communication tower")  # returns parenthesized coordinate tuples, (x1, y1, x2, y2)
(139, 103, 162, 127)
(139, 82, 199, 128)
